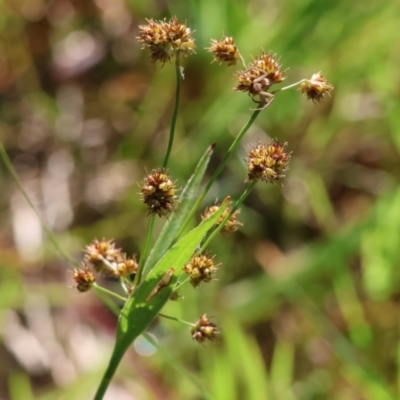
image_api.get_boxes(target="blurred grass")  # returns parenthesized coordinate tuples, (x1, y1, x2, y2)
(1, 0, 400, 399)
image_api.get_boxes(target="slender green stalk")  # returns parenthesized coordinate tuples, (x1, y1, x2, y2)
(134, 215, 156, 286)
(201, 181, 257, 252)
(174, 276, 190, 291)
(158, 312, 195, 327)
(272, 79, 306, 94)
(0, 141, 79, 268)
(94, 350, 124, 400)
(162, 55, 182, 168)
(93, 284, 128, 302)
(142, 333, 215, 400)
(177, 109, 261, 238)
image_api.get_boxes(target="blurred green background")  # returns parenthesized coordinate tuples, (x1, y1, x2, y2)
(1, 0, 400, 399)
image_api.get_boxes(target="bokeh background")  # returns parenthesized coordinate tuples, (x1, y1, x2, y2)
(1, 0, 400, 399)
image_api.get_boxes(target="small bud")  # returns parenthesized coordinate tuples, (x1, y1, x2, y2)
(183, 254, 219, 287)
(207, 36, 241, 66)
(141, 169, 177, 218)
(137, 17, 195, 64)
(246, 140, 291, 183)
(191, 314, 219, 343)
(73, 266, 95, 292)
(300, 72, 334, 103)
(202, 202, 242, 235)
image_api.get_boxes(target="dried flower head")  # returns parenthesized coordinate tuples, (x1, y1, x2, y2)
(246, 140, 291, 183)
(83, 238, 137, 278)
(300, 72, 334, 103)
(191, 314, 219, 343)
(73, 266, 95, 292)
(183, 254, 219, 287)
(141, 168, 177, 217)
(235, 52, 284, 108)
(202, 202, 242, 235)
(114, 253, 138, 278)
(137, 17, 195, 64)
(207, 36, 241, 66)
(84, 238, 121, 273)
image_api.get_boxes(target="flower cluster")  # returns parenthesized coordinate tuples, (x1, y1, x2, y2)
(72, 239, 138, 292)
(202, 202, 242, 235)
(246, 140, 291, 183)
(191, 314, 220, 343)
(137, 17, 196, 64)
(183, 254, 219, 287)
(235, 53, 285, 108)
(300, 72, 334, 103)
(141, 169, 177, 218)
(207, 36, 241, 66)
(72, 266, 95, 293)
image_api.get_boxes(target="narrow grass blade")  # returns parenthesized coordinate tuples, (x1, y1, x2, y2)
(143, 143, 216, 277)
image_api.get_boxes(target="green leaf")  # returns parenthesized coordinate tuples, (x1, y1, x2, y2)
(142, 143, 216, 277)
(94, 197, 229, 400)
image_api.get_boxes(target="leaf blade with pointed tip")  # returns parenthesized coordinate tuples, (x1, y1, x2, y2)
(142, 143, 216, 277)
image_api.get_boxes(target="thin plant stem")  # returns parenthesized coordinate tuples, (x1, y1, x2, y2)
(134, 215, 156, 286)
(0, 141, 79, 268)
(93, 284, 128, 302)
(201, 181, 257, 252)
(162, 55, 181, 168)
(177, 109, 261, 238)
(174, 276, 190, 291)
(142, 333, 215, 400)
(158, 312, 195, 327)
(272, 79, 306, 94)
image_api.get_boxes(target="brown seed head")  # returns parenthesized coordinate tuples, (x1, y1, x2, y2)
(191, 314, 219, 343)
(141, 169, 177, 217)
(235, 53, 284, 107)
(73, 266, 95, 292)
(300, 72, 334, 103)
(115, 253, 138, 278)
(84, 238, 121, 273)
(207, 36, 241, 66)
(137, 17, 195, 64)
(202, 202, 242, 235)
(246, 140, 291, 183)
(183, 254, 219, 287)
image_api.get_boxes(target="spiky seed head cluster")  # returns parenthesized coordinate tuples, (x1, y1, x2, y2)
(246, 140, 291, 183)
(202, 202, 242, 235)
(300, 72, 334, 103)
(72, 239, 138, 292)
(191, 314, 219, 343)
(141, 169, 177, 218)
(72, 266, 95, 293)
(183, 254, 219, 287)
(137, 17, 195, 64)
(235, 53, 284, 106)
(207, 36, 241, 66)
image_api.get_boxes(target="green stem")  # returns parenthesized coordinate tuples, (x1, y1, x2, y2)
(174, 276, 190, 291)
(162, 55, 182, 169)
(142, 333, 215, 400)
(93, 284, 128, 302)
(272, 79, 306, 93)
(134, 215, 156, 286)
(0, 141, 79, 268)
(200, 181, 257, 252)
(159, 312, 195, 327)
(177, 109, 261, 238)
(94, 349, 124, 400)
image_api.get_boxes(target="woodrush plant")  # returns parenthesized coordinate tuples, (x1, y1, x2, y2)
(70, 16, 332, 399)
